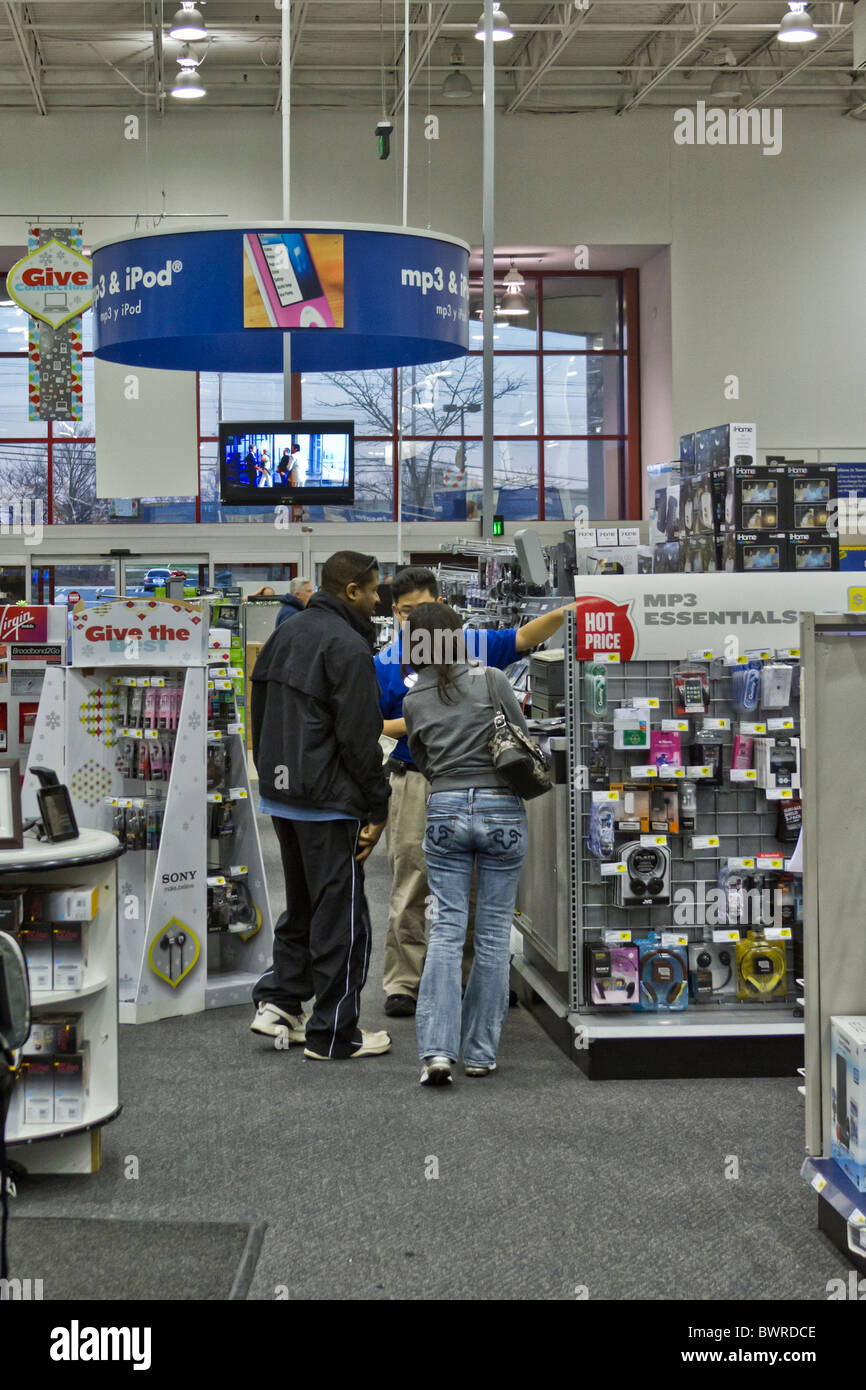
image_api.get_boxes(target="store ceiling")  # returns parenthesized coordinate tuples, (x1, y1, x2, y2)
(0, 0, 863, 117)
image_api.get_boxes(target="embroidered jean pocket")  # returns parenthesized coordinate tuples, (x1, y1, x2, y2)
(481, 818, 526, 856)
(426, 816, 457, 849)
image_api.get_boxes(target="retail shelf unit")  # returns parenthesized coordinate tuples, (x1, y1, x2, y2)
(513, 600, 806, 1080)
(3, 830, 123, 1175)
(800, 611, 866, 1267)
(22, 598, 273, 1023)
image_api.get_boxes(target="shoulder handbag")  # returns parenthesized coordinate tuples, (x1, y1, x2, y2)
(484, 668, 552, 800)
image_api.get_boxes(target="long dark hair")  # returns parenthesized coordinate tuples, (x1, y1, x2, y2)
(404, 603, 468, 704)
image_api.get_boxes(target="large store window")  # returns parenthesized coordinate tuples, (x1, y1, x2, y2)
(0, 270, 638, 523)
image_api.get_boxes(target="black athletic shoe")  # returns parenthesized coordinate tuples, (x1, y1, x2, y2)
(385, 994, 417, 1017)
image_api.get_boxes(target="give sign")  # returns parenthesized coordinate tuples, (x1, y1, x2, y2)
(71, 599, 207, 666)
(7, 239, 93, 329)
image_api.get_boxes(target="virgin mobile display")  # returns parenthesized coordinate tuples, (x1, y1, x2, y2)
(219, 420, 354, 505)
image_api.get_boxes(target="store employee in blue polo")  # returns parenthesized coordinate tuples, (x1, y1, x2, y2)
(375, 565, 574, 1018)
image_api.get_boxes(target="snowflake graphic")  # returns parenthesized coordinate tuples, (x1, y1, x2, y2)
(188, 711, 201, 731)
(45, 711, 61, 730)
(182, 821, 190, 831)
(178, 754, 187, 765)
(81, 644, 95, 658)
(120, 880, 133, 897)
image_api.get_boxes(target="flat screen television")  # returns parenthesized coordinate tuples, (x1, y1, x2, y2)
(219, 420, 354, 506)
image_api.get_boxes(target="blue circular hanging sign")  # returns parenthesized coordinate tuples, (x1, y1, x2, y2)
(91, 222, 469, 372)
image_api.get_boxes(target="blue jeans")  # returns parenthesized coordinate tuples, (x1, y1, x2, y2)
(417, 788, 527, 1068)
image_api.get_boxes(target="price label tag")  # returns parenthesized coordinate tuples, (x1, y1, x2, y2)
(668, 766, 686, 779)
(600, 863, 627, 877)
(603, 929, 632, 943)
(644, 698, 660, 708)
(730, 769, 757, 782)
(713, 930, 741, 943)
(594, 652, 621, 664)
(630, 766, 658, 779)
(686, 765, 712, 779)
(152, 677, 166, 687)
(768, 718, 794, 731)
(210, 793, 223, 803)
(766, 787, 794, 800)
(758, 855, 784, 869)
(592, 790, 620, 802)
(692, 834, 720, 850)
(662, 932, 689, 947)
(688, 649, 714, 661)
(640, 834, 668, 847)
(210, 731, 223, 740)
(207, 681, 214, 690)
(765, 927, 792, 940)
(777, 648, 800, 659)
(811, 1174, 827, 1193)
(662, 719, 689, 732)
(209, 876, 226, 887)
(703, 718, 731, 731)
(230, 865, 248, 877)
(850, 1210, 866, 1227)
(728, 857, 756, 870)
(236, 789, 248, 800)
(739, 722, 766, 735)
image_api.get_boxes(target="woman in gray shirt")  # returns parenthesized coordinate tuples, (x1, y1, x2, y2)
(403, 604, 529, 1087)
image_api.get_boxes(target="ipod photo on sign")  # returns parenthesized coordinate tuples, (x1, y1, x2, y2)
(243, 232, 341, 329)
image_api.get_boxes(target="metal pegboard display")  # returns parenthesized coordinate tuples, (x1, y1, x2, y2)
(564, 614, 802, 1014)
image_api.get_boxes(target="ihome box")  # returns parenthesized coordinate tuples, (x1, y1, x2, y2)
(788, 531, 839, 572)
(785, 464, 837, 531)
(721, 531, 786, 573)
(831, 1016, 866, 1192)
(695, 423, 757, 471)
(723, 465, 785, 532)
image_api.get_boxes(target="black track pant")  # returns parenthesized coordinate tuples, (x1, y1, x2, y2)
(253, 817, 372, 1058)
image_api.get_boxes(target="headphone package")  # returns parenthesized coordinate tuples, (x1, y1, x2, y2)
(755, 736, 800, 790)
(831, 1017, 866, 1193)
(633, 934, 688, 1012)
(735, 931, 787, 1000)
(584, 944, 640, 1006)
(617, 842, 671, 907)
(587, 801, 616, 860)
(689, 942, 737, 1003)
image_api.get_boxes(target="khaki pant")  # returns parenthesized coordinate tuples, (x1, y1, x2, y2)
(383, 768, 474, 999)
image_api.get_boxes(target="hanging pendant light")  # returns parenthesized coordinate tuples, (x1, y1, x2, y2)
(777, 4, 818, 43)
(168, 4, 207, 42)
(475, 4, 513, 41)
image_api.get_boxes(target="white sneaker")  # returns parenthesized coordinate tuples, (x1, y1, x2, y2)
(250, 1003, 307, 1042)
(420, 1055, 454, 1086)
(304, 1029, 392, 1060)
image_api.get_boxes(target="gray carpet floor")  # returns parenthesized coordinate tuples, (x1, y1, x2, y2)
(11, 814, 853, 1301)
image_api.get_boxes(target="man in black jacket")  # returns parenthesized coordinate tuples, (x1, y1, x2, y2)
(250, 551, 392, 1060)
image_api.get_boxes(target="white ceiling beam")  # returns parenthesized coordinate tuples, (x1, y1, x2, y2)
(3, 0, 45, 113)
(505, 1, 595, 114)
(389, 2, 450, 115)
(618, 2, 737, 111)
(745, 17, 853, 105)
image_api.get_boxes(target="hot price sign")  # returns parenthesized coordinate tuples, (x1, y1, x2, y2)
(71, 599, 207, 666)
(574, 596, 637, 661)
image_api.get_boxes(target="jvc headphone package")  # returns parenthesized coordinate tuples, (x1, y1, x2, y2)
(633, 934, 688, 1012)
(755, 736, 800, 790)
(688, 943, 737, 1003)
(831, 1017, 866, 1192)
(584, 944, 640, 1006)
(735, 931, 787, 1001)
(617, 842, 671, 907)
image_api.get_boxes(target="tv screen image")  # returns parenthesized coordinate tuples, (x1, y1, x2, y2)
(219, 420, 354, 506)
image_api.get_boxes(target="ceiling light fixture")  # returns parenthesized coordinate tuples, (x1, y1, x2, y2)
(168, 4, 207, 42)
(497, 288, 529, 316)
(709, 69, 742, 100)
(503, 260, 524, 291)
(475, 4, 513, 42)
(170, 49, 206, 99)
(442, 44, 473, 100)
(777, 4, 818, 43)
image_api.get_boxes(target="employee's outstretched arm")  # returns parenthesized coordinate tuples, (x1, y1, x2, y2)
(514, 601, 577, 653)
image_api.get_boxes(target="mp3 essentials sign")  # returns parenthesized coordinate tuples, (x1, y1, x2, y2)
(91, 222, 469, 373)
(71, 599, 208, 666)
(572, 573, 860, 661)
